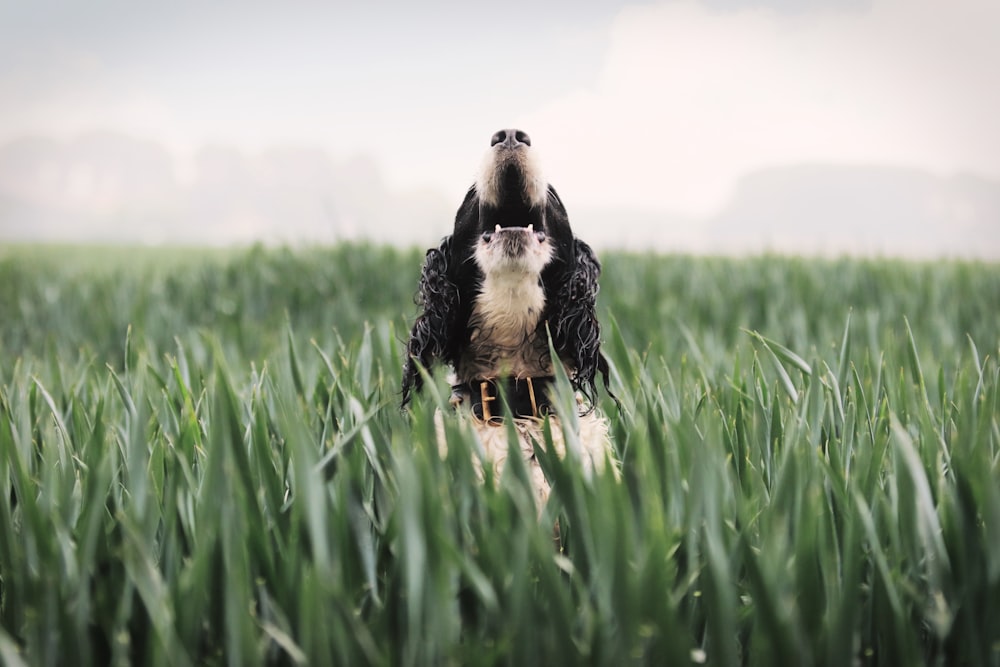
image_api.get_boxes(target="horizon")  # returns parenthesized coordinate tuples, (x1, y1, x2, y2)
(1, 0, 998, 258)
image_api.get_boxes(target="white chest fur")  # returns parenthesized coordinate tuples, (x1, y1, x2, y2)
(467, 271, 548, 377)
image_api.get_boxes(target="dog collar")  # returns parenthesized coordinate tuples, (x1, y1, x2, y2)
(451, 376, 555, 423)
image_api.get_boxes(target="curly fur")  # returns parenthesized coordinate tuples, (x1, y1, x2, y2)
(401, 237, 458, 405)
(401, 128, 618, 508)
(546, 239, 605, 403)
(401, 128, 615, 408)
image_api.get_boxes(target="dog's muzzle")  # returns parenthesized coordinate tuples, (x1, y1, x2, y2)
(451, 376, 554, 423)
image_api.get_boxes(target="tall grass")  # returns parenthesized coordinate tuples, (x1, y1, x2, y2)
(1, 244, 998, 666)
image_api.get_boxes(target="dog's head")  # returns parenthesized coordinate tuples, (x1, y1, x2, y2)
(450, 129, 576, 277)
(401, 129, 612, 408)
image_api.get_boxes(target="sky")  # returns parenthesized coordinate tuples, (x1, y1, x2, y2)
(1, 0, 998, 253)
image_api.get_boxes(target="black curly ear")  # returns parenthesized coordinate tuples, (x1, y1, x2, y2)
(547, 239, 617, 407)
(401, 236, 458, 407)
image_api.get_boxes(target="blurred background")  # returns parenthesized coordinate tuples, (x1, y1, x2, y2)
(1, 0, 997, 258)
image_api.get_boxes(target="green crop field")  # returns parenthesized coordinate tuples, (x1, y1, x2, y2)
(1, 243, 998, 666)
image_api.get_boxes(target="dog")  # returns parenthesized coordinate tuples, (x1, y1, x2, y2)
(401, 129, 616, 507)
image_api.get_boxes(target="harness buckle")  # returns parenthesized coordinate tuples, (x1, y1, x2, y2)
(480, 380, 497, 422)
(525, 376, 539, 418)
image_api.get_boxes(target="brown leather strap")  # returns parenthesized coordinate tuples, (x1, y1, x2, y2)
(452, 376, 555, 422)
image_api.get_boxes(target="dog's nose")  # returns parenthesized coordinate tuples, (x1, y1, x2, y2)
(490, 129, 531, 147)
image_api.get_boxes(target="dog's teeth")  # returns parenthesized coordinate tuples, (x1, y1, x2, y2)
(527, 224, 533, 232)
(495, 224, 501, 233)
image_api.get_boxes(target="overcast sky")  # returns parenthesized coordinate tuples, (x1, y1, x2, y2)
(1, 0, 998, 225)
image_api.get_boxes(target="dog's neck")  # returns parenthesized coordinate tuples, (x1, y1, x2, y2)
(459, 268, 550, 380)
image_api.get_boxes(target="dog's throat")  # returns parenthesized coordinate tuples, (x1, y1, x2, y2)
(463, 273, 549, 378)
(474, 274, 545, 343)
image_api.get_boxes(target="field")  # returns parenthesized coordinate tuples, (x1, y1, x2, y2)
(1, 243, 999, 666)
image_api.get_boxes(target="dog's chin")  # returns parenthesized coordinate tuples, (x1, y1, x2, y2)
(474, 226, 552, 277)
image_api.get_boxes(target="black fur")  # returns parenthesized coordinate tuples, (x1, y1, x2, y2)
(401, 136, 613, 409)
(400, 236, 458, 404)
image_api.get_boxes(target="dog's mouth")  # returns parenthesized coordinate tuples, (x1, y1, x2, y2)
(480, 224, 547, 256)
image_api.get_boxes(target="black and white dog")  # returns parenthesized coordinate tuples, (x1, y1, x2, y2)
(401, 129, 616, 505)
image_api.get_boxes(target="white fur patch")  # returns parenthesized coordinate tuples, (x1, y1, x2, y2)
(475, 142, 547, 208)
(469, 228, 553, 377)
(473, 272, 545, 344)
(434, 409, 616, 509)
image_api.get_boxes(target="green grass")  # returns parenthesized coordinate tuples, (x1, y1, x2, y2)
(1, 244, 998, 666)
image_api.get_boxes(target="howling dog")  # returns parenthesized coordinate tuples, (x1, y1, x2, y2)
(401, 129, 616, 506)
